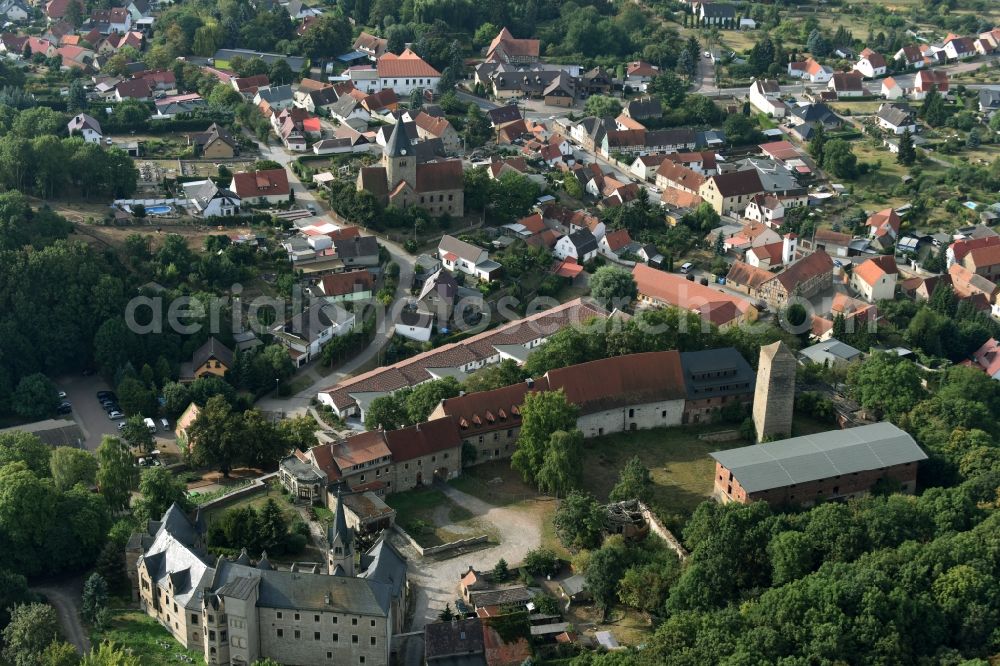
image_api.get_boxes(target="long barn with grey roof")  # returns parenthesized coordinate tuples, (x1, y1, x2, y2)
(710, 422, 926, 506)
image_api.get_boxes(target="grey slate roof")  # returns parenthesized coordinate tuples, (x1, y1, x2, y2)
(710, 422, 927, 493)
(385, 119, 413, 158)
(877, 103, 913, 127)
(800, 340, 862, 365)
(679, 348, 756, 399)
(568, 229, 598, 255)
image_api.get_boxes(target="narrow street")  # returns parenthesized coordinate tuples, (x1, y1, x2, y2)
(31, 579, 90, 655)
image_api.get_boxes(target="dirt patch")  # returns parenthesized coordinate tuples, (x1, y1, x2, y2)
(74, 220, 258, 252)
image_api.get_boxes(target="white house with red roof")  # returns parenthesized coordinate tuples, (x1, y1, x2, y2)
(366, 49, 440, 95)
(943, 35, 976, 61)
(912, 69, 949, 100)
(598, 228, 635, 259)
(854, 48, 887, 78)
(851, 255, 898, 302)
(970, 338, 1000, 379)
(881, 76, 904, 100)
(787, 58, 832, 83)
(744, 194, 785, 228)
(229, 168, 291, 204)
(746, 233, 796, 270)
(866, 208, 901, 248)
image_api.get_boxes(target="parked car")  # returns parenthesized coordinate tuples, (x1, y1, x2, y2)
(97, 391, 115, 400)
(57, 401, 72, 415)
(160, 418, 170, 431)
(108, 410, 124, 420)
(58, 391, 67, 399)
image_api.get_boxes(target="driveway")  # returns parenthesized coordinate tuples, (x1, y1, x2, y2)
(31, 578, 90, 654)
(392, 484, 544, 630)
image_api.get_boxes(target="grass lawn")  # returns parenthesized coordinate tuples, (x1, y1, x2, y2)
(386, 487, 491, 547)
(579, 425, 747, 521)
(91, 610, 202, 665)
(450, 461, 538, 507)
(199, 484, 299, 525)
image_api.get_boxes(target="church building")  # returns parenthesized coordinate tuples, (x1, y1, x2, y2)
(356, 121, 464, 217)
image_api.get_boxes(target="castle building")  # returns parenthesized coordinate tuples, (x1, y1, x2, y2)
(356, 121, 464, 217)
(752, 341, 796, 441)
(128, 501, 407, 666)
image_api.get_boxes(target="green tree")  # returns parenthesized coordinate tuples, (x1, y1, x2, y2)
(492, 558, 509, 581)
(364, 393, 409, 431)
(536, 429, 584, 497)
(966, 128, 981, 148)
(134, 467, 190, 523)
(609, 456, 652, 503)
(437, 604, 454, 622)
(405, 377, 462, 424)
(162, 381, 191, 416)
(463, 359, 529, 393)
(0, 569, 33, 629)
(553, 490, 606, 550)
(39, 641, 78, 666)
(589, 266, 638, 309)
(512, 389, 579, 485)
(584, 95, 622, 118)
(585, 539, 629, 613)
(0, 431, 52, 476)
(120, 415, 154, 454)
(81, 572, 109, 624)
(298, 14, 351, 61)
(115, 377, 157, 418)
(277, 414, 319, 452)
(808, 124, 826, 164)
(767, 530, 814, 585)
(95, 435, 138, 512)
(49, 446, 98, 491)
(921, 87, 947, 127)
(67, 80, 87, 114)
(897, 127, 916, 166)
(618, 559, 679, 613)
(268, 59, 294, 86)
(80, 642, 141, 666)
(847, 352, 925, 419)
(822, 139, 858, 179)
(2, 603, 61, 666)
(188, 395, 241, 475)
(12, 373, 59, 419)
(647, 71, 688, 108)
(523, 548, 559, 576)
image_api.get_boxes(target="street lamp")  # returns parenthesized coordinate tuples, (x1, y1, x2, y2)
(275, 378, 279, 396)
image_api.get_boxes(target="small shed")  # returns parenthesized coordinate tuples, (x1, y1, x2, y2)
(558, 575, 590, 605)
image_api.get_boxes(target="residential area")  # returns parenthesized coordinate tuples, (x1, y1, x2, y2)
(1, 0, 1000, 665)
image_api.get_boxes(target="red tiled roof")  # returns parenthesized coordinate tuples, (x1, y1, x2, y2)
(546, 351, 687, 412)
(633, 263, 750, 326)
(384, 416, 462, 461)
(854, 255, 898, 287)
(320, 270, 374, 297)
(602, 228, 632, 251)
(774, 250, 833, 292)
(231, 168, 290, 197)
(950, 235, 1000, 263)
(377, 49, 440, 78)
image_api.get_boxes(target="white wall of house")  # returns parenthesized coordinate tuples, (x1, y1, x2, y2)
(394, 323, 433, 342)
(575, 399, 685, 438)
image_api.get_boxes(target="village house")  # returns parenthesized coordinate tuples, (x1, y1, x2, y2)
(598, 229, 635, 260)
(912, 69, 949, 100)
(486, 27, 540, 64)
(710, 422, 927, 506)
(949, 263, 998, 310)
(412, 112, 460, 153)
(876, 103, 916, 134)
(67, 112, 102, 143)
(316, 270, 375, 303)
(787, 58, 833, 83)
(353, 31, 388, 60)
(746, 233, 797, 270)
(187, 123, 237, 159)
(748, 78, 786, 117)
(943, 35, 976, 60)
(178, 338, 234, 383)
(698, 170, 766, 216)
(728, 250, 834, 309)
(744, 194, 785, 227)
(553, 229, 599, 264)
(182, 180, 241, 218)
(128, 503, 407, 666)
(828, 71, 865, 97)
(955, 238, 1000, 281)
(854, 48, 887, 78)
(438, 235, 502, 282)
(866, 208, 901, 249)
(625, 61, 659, 90)
(800, 339, 863, 366)
(630, 154, 669, 182)
(894, 45, 928, 69)
(253, 84, 295, 111)
(632, 263, 757, 328)
(229, 168, 290, 205)
(851, 255, 898, 302)
(272, 302, 355, 367)
(969, 337, 1000, 379)
(349, 49, 441, 95)
(881, 77, 904, 100)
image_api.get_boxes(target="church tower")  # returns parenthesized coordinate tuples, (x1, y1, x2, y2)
(383, 121, 416, 190)
(327, 490, 355, 577)
(752, 341, 796, 442)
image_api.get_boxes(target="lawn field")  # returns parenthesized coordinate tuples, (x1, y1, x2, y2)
(386, 486, 498, 546)
(91, 610, 202, 665)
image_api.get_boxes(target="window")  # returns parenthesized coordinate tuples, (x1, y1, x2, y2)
(333, 633, 339, 642)
(352, 635, 359, 644)
(276, 612, 283, 620)
(315, 632, 321, 640)
(360, 658, 366, 665)
(352, 618, 358, 626)
(315, 615, 320, 622)
(295, 613, 300, 621)
(191, 614, 199, 625)
(327, 652, 333, 659)
(628, 408, 635, 418)
(370, 636, 377, 646)
(294, 630, 301, 639)
(332, 617, 338, 624)
(209, 630, 216, 641)
(431, 455, 436, 462)
(370, 620, 376, 628)
(277, 629, 284, 638)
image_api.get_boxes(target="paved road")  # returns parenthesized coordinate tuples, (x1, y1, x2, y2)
(32, 579, 90, 655)
(252, 139, 417, 414)
(392, 484, 543, 630)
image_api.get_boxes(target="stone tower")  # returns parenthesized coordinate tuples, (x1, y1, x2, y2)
(327, 490, 355, 576)
(383, 120, 416, 190)
(752, 341, 796, 442)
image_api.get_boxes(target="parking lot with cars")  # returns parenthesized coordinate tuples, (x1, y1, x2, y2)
(57, 374, 179, 453)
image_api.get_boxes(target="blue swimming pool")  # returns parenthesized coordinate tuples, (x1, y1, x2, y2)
(146, 205, 172, 215)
